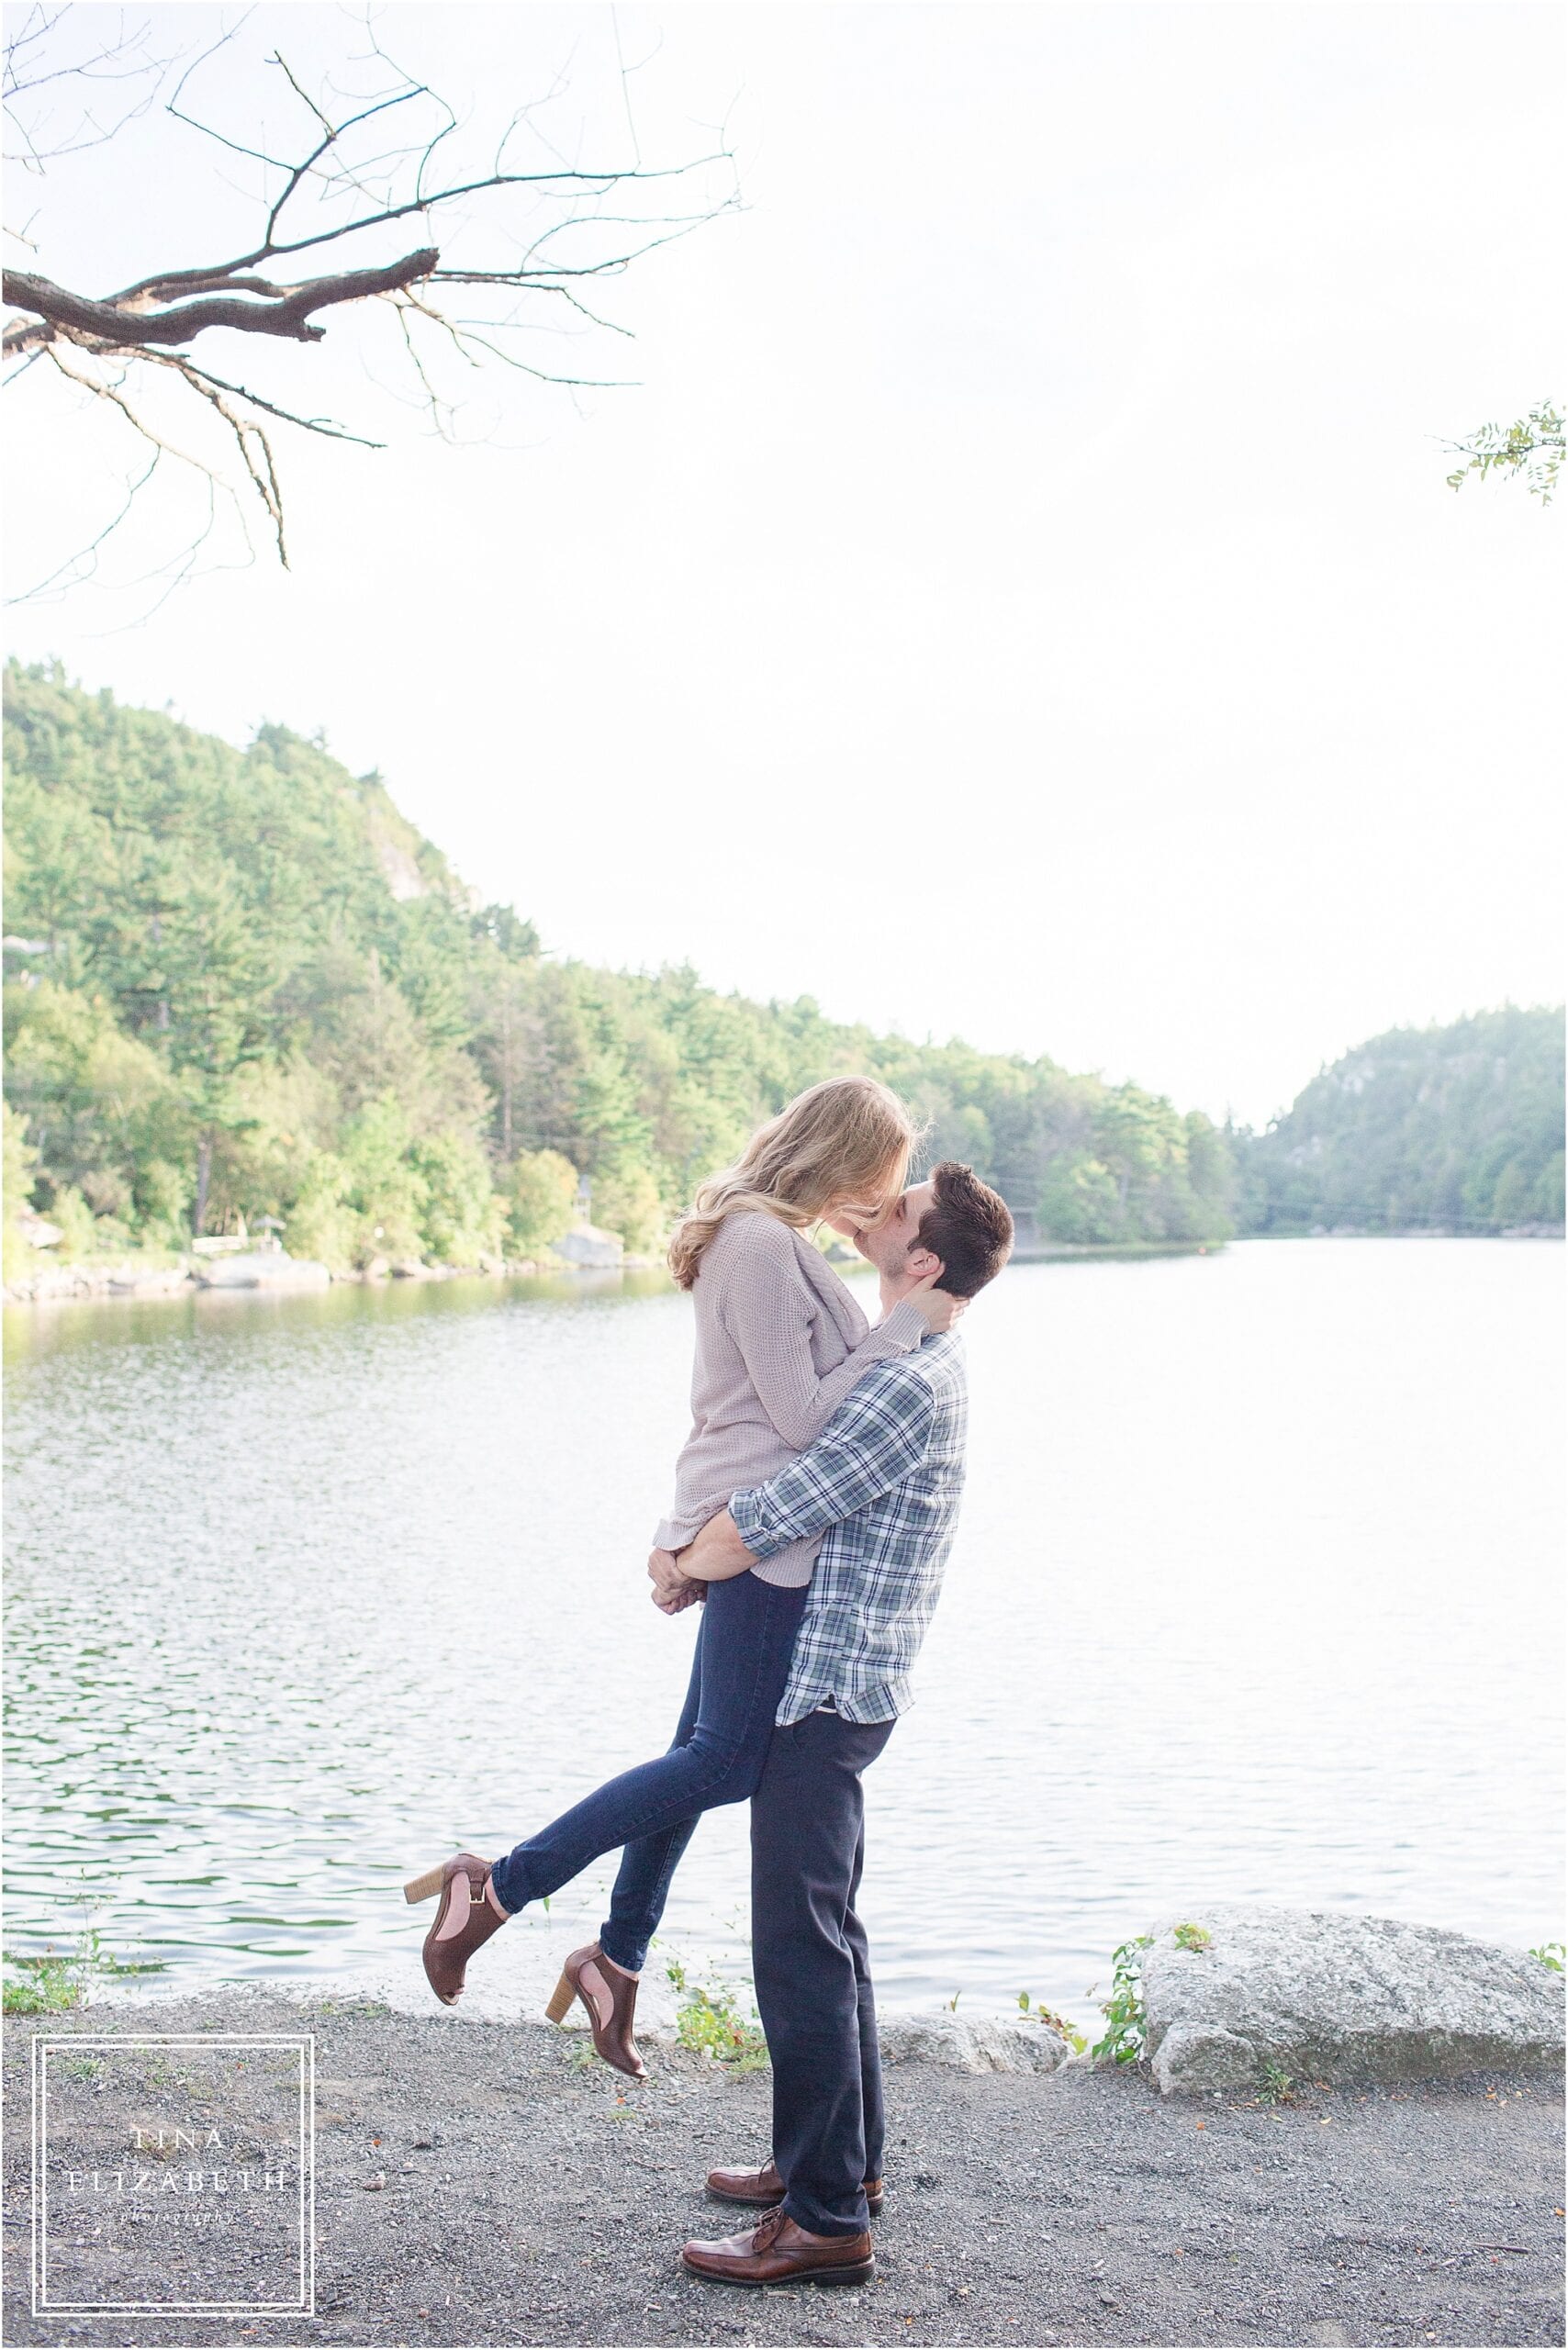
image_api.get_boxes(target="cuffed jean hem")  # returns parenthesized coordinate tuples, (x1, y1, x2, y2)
(488, 1861, 523, 1918)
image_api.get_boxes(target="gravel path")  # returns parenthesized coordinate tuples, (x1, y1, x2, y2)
(5, 1994, 1562, 2348)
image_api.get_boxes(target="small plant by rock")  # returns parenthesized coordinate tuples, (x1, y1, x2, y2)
(664, 1958, 768, 2073)
(1016, 1990, 1089, 2054)
(1090, 1934, 1154, 2065)
(1529, 1940, 1564, 1973)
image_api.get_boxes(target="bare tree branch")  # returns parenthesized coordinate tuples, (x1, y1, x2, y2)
(4, 9, 741, 588)
(3, 248, 442, 354)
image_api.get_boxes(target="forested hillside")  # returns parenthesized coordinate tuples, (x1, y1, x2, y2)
(3, 664, 1238, 1274)
(6, 668, 1559, 1279)
(1237, 1007, 1564, 1234)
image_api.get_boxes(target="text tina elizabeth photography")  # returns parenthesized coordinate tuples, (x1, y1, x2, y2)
(1, 4, 1562, 2348)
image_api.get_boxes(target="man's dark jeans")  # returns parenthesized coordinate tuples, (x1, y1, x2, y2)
(489, 1572, 807, 1972)
(751, 1708, 896, 2238)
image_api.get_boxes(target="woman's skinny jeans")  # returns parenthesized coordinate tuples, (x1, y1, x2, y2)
(488, 1569, 806, 1973)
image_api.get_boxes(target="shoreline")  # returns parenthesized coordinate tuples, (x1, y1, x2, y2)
(0, 1256, 670, 1310)
(6, 1229, 1563, 1311)
(5, 1987, 1561, 2348)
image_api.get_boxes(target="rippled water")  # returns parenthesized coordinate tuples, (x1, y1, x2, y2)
(4, 1239, 1562, 2034)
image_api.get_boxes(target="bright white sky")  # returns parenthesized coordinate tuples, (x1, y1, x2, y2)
(4, 1, 1562, 1125)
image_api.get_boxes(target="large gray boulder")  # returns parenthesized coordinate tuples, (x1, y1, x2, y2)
(196, 1251, 330, 1290)
(879, 2011, 1071, 2074)
(1142, 1905, 1565, 2095)
(554, 1223, 624, 1268)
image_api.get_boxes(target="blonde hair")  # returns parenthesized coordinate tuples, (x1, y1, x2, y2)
(668, 1076, 915, 1290)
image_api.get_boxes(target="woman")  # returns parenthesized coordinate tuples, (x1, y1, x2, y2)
(404, 1076, 959, 2071)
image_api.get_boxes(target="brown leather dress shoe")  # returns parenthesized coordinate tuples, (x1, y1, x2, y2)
(543, 1942, 646, 2079)
(683, 2205, 875, 2287)
(420, 1853, 506, 2005)
(706, 2160, 885, 2219)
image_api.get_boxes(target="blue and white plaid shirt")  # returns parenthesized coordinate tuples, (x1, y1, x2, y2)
(730, 1332, 968, 1727)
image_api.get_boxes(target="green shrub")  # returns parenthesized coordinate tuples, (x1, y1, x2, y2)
(41, 1182, 99, 1260)
(3, 1953, 82, 2014)
(284, 1149, 358, 1271)
(1037, 1154, 1122, 1244)
(414, 1128, 506, 1264)
(2, 1929, 146, 2014)
(665, 1958, 769, 2073)
(3, 1101, 40, 1284)
(340, 1097, 427, 1262)
(591, 1163, 666, 1255)
(506, 1148, 578, 1259)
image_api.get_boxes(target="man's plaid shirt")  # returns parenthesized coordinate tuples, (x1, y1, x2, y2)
(730, 1331, 968, 1727)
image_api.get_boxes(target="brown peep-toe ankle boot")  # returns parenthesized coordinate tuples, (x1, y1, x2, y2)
(544, 1941, 645, 2078)
(405, 1852, 507, 2006)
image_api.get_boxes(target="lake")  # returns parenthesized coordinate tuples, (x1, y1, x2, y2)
(4, 1238, 1562, 2039)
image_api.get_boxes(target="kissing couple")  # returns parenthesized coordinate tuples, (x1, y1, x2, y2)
(406, 1075, 1013, 2287)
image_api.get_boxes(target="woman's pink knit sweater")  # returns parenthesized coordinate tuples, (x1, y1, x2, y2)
(654, 1209, 927, 1587)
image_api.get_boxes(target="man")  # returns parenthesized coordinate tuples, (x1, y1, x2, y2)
(655, 1160, 1014, 2288)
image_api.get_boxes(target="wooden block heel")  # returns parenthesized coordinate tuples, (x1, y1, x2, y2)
(403, 1863, 446, 1904)
(543, 1943, 646, 2076)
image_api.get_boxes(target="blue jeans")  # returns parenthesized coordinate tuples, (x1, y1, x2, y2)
(488, 1570, 807, 1973)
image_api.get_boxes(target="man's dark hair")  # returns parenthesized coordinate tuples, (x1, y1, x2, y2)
(915, 1161, 1014, 1298)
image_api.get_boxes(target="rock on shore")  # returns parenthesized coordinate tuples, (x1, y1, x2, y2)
(879, 2010, 1072, 2073)
(1144, 1906, 1566, 2095)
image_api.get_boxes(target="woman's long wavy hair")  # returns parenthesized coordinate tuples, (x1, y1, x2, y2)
(667, 1076, 916, 1290)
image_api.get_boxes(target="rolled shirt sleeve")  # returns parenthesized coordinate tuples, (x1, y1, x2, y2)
(729, 1365, 936, 1559)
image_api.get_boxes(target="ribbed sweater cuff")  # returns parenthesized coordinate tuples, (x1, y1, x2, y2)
(874, 1296, 929, 1352)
